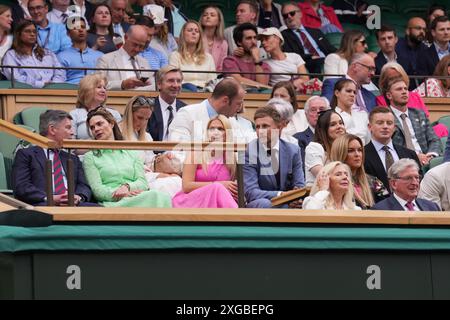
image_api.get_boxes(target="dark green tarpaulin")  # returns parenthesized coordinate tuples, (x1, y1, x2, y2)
(2, 225, 450, 252)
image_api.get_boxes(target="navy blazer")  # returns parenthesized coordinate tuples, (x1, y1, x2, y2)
(243, 139, 305, 203)
(147, 97, 186, 141)
(12, 146, 92, 205)
(281, 27, 336, 73)
(364, 141, 422, 192)
(375, 51, 415, 89)
(395, 37, 427, 76)
(371, 195, 441, 211)
(321, 77, 377, 112)
(293, 127, 313, 172)
(416, 43, 440, 77)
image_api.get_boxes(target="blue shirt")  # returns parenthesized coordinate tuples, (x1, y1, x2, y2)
(294, 26, 325, 58)
(57, 46, 103, 84)
(205, 99, 218, 119)
(139, 46, 168, 70)
(172, 6, 187, 38)
(2, 48, 66, 88)
(434, 42, 450, 60)
(37, 21, 72, 54)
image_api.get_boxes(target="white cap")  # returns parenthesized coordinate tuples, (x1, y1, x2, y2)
(143, 4, 168, 25)
(257, 27, 284, 45)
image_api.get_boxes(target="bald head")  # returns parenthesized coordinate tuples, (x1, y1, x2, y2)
(348, 53, 375, 85)
(210, 78, 246, 117)
(124, 25, 148, 57)
(406, 17, 427, 43)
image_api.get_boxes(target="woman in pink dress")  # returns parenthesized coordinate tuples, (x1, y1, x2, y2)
(172, 115, 238, 208)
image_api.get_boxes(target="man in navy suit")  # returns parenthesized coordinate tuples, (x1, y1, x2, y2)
(12, 110, 95, 206)
(244, 106, 305, 208)
(280, 2, 336, 74)
(293, 96, 330, 171)
(147, 65, 186, 141)
(417, 16, 450, 77)
(321, 53, 377, 112)
(371, 159, 440, 211)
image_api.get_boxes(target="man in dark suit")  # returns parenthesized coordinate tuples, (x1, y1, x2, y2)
(417, 16, 450, 77)
(364, 107, 421, 193)
(322, 53, 377, 112)
(384, 78, 441, 166)
(280, 2, 336, 74)
(147, 65, 186, 141)
(293, 96, 330, 171)
(244, 106, 305, 208)
(12, 110, 96, 206)
(110, 0, 130, 38)
(371, 159, 440, 211)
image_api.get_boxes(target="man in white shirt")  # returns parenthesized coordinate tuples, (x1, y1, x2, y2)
(47, 0, 71, 24)
(96, 25, 154, 91)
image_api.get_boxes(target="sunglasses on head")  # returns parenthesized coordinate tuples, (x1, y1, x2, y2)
(133, 96, 155, 107)
(282, 10, 298, 19)
(87, 105, 107, 117)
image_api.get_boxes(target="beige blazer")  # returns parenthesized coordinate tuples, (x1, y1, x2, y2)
(419, 162, 450, 211)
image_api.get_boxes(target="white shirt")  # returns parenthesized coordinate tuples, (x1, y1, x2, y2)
(334, 106, 370, 145)
(264, 52, 306, 86)
(120, 48, 141, 80)
(393, 193, 420, 211)
(371, 139, 400, 171)
(305, 142, 325, 187)
(113, 23, 125, 38)
(262, 140, 281, 196)
(390, 107, 422, 153)
(159, 96, 178, 141)
(47, 9, 71, 24)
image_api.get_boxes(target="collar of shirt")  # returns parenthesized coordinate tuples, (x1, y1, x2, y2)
(390, 105, 408, 119)
(205, 99, 218, 118)
(262, 139, 280, 154)
(393, 192, 418, 211)
(158, 96, 176, 112)
(372, 139, 395, 153)
(309, 125, 315, 133)
(434, 42, 450, 55)
(37, 22, 52, 31)
(383, 52, 397, 62)
(52, 8, 69, 18)
(119, 47, 131, 60)
(69, 46, 91, 54)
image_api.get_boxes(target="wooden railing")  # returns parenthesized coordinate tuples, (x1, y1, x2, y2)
(0, 119, 247, 207)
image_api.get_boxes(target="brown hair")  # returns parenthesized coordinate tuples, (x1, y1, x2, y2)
(86, 106, 124, 141)
(270, 81, 298, 111)
(313, 110, 345, 155)
(433, 54, 450, 89)
(178, 20, 206, 65)
(336, 30, 366, 62)
(12, 20, 45, 61)
(254, 106, 282, 125)
(368, 106, 394, 123)
(330, 79, 355, 109)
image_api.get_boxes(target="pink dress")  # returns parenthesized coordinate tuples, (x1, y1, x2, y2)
(172, 160, 238, 208)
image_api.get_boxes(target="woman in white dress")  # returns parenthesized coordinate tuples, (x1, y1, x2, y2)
(304, 109, 346, 186)
(303, 161, 361, 210)
(330, 78, 370, 145)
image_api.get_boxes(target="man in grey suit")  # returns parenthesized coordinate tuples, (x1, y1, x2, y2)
(419, 162, 450, 211)
(372, 159, 440, 211)
(385, 78, 441, 166)
(96, 25, 154, 91)
(244, 106, 305, 208)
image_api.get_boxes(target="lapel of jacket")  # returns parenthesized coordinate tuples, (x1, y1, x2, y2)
(288, 29, 305, 55)
(34, 146, 47, 173)
(408, 108, 426, 152)
(114, 50, 127, 77)
(389, 196, 405, 210)
(154, 97, 164, 140)
(367, 141, 388, 181)
(176, 100, 185, 111)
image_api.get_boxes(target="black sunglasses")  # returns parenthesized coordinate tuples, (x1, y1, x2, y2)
(282, 10, 299, 19)
(133, 96, 155, 107)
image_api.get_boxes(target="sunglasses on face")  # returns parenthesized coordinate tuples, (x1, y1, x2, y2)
(282, 10, 298, 19)
(357, 39, 367, 45)
(133, 96, 155, 107)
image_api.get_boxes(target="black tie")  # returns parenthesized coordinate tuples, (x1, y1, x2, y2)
(166, 105, 174, 138)
(382, 145, 394, 172)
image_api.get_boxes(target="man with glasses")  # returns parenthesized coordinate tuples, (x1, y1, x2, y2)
(396, 17, 427, 86)
(57, 16, 103, 84)
(28, 0, 71, 54)
(372, 159, 440, 211)
(322, 52, 377, 113)
(417, 15, 450, 78)
(280, 2, 336, 74)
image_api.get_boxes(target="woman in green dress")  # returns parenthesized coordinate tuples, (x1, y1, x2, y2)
(82, 107, 172, 207)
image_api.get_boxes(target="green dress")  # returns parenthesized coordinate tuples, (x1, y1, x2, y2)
(83, 149, 172, 208)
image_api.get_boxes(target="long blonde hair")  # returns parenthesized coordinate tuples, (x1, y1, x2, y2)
(310, 161, 357, 209)
(119, 95, 155, 141)
(329, 134, 374, 208)
(198, 115, 236, 179)
(178, 20, 206, 65)
(200, 6, 225, 41)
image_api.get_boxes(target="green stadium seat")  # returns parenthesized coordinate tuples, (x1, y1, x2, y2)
(435, 115, 450, 130)
(366, 34, 379, 53)
(370, 0, 396, 12)
(0, 152, 12, 194)
(341, 23, 370, 36)
(19, 107, 50, 132)
(324, 32, 343, 49)
(396, 0, 429, 14)
(43, 83, 79, 89)
(429, 156, 444, 170)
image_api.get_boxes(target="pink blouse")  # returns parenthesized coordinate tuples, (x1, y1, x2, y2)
(203, 37, 228, 72)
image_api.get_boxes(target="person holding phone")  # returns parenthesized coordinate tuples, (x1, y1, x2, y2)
(87, 3, 121, 54)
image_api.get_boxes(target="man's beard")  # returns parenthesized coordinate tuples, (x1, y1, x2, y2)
(408, 34, 424, 45)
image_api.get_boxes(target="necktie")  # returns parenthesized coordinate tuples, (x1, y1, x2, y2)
(53, 150, 66, 195)
(382, 145, 394, 172)
(399, 113, 415, 151)
(354, 90, 366, 112)
(405, 201, 415, 211)
(166, 105, 174, 138)
(298, 29, 319, 56)
(270, 149, 280, 188)
(61, 13, 68, 24)
(130, 57, 141, 79)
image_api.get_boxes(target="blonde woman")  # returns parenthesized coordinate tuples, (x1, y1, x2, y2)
(200, 6, 228, 72)
(303, 161, 361, 210)
(70, 74, 121, 140)
(172, 115, 238, 208)
(169, 20, 216, 91)
(0, 5, 13, 61)
(119, 95, 182, 197)
(330, 134, 388, 209)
